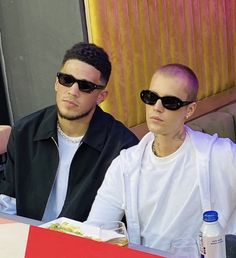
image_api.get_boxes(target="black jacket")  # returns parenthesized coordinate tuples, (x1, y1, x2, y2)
(0, 105, 139, 221)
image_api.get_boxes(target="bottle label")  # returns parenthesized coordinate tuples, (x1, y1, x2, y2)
(199, 232, 226, 258)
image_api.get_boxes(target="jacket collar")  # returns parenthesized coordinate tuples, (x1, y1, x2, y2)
(34, 105, 58, 141)
(83, 105, 111, 152)
(33, 105, 110, 152)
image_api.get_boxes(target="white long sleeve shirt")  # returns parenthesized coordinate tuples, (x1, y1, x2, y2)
(87, 126, 236, 251)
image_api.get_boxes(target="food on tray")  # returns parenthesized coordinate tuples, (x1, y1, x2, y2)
(42, 218, 127, 247)
(47, 222, 83, 236)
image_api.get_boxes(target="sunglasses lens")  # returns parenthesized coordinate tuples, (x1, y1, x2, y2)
(78, 81, 95, 93)
(57, 73, 96, 93)
(162, 97, 181, 110)
(140, 90, 158, 105)
(58, 73, 74, 87)
(140, 90, 184, 110)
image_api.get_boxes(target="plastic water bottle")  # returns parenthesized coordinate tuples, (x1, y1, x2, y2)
(199, 210, 226, 258)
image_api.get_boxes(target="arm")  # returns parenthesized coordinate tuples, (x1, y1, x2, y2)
(87, 155, 125, 223)
(210, 138, 236, 232)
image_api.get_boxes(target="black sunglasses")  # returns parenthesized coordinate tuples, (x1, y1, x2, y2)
(140, 90, 193, 111)
(57, 72, 106, 93)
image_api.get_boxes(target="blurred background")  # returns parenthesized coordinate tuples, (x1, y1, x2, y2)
(0, 0, 236, 128)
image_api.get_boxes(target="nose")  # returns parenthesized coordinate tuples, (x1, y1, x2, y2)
(153, 99, 164, 112)
(68, 82, 80, 96)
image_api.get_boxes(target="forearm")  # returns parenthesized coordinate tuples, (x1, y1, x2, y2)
(87, 156, 125, 223)
(87, 193, 124, 223)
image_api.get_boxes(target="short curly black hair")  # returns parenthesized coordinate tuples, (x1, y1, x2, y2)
(62, 42, 111, 85)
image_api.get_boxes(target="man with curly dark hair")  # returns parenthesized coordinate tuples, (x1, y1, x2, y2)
(0, 42, 139, 222)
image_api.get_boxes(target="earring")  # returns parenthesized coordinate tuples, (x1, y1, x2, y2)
(185, 114, 189, 119)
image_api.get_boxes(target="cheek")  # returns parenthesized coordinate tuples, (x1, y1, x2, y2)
(56, 87, 63, 98)
(145, 106, 155, 127)
(55, 91, 61, 107)
(168, 112, 186, 126)
(55, 87, 67, 104)
(146, 105, 152, 116)
(80, 94, 97, 107)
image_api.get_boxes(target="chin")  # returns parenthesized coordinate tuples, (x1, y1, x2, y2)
(60, 113, 80, 121)
(58, 106, 94, 121)
(147, 122, 161, 134)
(148, 127, 160, 135)
(150, 129, 161, 135)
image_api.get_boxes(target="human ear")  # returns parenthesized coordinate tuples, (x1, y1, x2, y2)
(55, 78, 59, 92)
(186, 102, 197, 119)
(96, 90, 108, 105)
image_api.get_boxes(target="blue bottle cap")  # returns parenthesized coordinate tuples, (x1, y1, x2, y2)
(203, 210, 218, 222)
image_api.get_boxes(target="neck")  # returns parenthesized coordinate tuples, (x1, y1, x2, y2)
(152, 127, 186, 157)
(58, 118, 89, 137)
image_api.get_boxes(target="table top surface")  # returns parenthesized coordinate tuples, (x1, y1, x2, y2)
(0, 212, 170, 257)
(0, 213, 234, 257)
(0, 212, 42, 226)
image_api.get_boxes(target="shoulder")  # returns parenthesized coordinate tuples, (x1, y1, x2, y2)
(186, 126, 236, 154)
(105, 132, 153, 177)
(212, 137, 236, 156)
(118, 132, 154, 164)
(95, 107, 139, 145)
(111, 119, 139, 143)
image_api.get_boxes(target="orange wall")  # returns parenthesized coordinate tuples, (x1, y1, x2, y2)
(85, 0, 236, 127)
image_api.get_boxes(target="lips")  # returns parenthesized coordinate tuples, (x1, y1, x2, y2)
(150, 116, 164, 122)
(63, 99, 79, 107)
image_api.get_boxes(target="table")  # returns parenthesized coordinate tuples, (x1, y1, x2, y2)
(1, 213, 234, 257)
(0, 212, 42, 226)
(0, 213, 170, 258)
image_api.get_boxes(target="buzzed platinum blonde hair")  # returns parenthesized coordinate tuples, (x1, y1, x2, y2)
(156, 63, 199, 101)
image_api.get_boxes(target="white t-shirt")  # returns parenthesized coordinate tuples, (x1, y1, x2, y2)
(138, 132, 202, 251)
(42, 133, 82, 222)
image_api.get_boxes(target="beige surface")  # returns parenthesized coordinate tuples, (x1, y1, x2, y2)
(0, 223, 29, 258)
